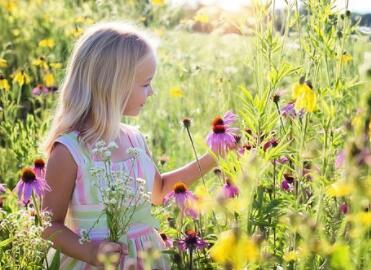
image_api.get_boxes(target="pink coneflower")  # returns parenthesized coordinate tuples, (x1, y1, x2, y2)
(177, 230, 208, 252)
(222, 179, 239, 198)
(15, 167, 51, 204)
(32, 84, 49, 95)
(33, 159, 46, 179)
(0, 183, 5, 193)
(206, 111, 239, 155)
(163, 182, 199, 218)
(0, 183, 5, 208)
(335, 150, 345, 169)
(160, 233, 174, 248)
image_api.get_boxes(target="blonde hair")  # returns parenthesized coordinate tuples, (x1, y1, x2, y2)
(42, 21, 156, 157)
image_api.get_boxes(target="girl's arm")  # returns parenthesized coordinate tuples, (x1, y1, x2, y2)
(145, 143, 217, 205)
(42, 144, 123, 266)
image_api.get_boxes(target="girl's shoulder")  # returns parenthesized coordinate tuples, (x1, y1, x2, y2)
(53, 131, 85, 166)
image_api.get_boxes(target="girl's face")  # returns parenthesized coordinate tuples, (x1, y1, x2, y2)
(123, 51, 157, 116)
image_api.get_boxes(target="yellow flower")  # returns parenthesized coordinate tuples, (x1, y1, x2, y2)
(210, 229, 258, 269)
(339, 53, 352, 64)
(32, 57, 48, 70)
(193, 185, 213, 214)
(12, 29, 20, 36)
(0, 75, 10, 91)
(225, 197, 246, 213)
(12, 70, 30, 87)
(283, 249, 302, 262)
(50, 62, 62, 69)
(43, 73, 55, 87)
(75, 16, 94, 25)
(194, 13, 209, 24)
(327, 182, 353, 197)
(353, 212, 371, 226)
(292, 81, 316, 112)
(0, 58, 8, 68)
(151, 0, 165, 6)
(39, 39, 55, 48)
(169, 86, 184, 97)
(67, 27, 84, 39)
(1, 1, 16, 13)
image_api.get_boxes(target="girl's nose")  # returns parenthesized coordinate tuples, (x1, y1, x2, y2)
(147, 86, 154, 97)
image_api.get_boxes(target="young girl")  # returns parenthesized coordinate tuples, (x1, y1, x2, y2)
(41, 21, 217, 269)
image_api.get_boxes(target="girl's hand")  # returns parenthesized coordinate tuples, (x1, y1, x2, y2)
(90, 240, 128, 268)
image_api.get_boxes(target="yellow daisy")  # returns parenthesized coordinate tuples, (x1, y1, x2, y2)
(0, 74, 10, 91)
(194, 13, 209, 24)
(292, 80, 316, 112)
(43, 72, 55, 87)
(151, 0, 166, 6)
(0, 58, 8, 68)
(169, 86, 184, 97)
(210, 229, 259, 269)
(12, 70, 31, 87)
(39, 38, 55, 48)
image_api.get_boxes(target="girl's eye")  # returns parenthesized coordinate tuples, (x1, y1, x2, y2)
(143, 84, 150, 88)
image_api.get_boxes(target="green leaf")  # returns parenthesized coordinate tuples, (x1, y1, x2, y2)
(49, 249, 61, 270)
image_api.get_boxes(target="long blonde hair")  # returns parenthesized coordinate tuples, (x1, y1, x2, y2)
(42, 21, 155, 157)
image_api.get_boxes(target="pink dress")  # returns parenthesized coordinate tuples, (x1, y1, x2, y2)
(49, 124, 170, 270)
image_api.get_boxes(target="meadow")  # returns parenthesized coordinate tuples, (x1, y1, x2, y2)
(0, 0, 370, 269)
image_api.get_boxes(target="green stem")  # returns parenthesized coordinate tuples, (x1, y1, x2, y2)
(185, 125, 206, 187)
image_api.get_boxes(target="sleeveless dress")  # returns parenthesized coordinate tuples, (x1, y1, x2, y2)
(50, 124, 170, 270)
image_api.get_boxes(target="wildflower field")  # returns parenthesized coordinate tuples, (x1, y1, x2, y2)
(0, 0, 370, 269)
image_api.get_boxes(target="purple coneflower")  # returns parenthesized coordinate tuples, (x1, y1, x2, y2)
(206, 111, 239, 155)
(280, 102, 297, 118)
(32, 84, 49, 95)
(222, 179, 239, 198)
(281, 102, 305, 118)
(15, 167, 51, 204)
(274, 156, 289, 165)
(263, 138, 278, 151)
(177, 230, 208, 252)
(339, 202, 348, 214)
(33, 159, 46, 179)
(160, 233, 174, 248)
(163, 182, 199, 218)
(281, 173, 295, 192)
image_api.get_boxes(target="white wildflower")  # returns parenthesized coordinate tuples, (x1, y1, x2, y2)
(127, 147, 140, 159)
(107, 141, 118, 150)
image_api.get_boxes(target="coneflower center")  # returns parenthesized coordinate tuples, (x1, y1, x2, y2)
(185, 230, 198, 246)
(34, 159, 45, 169)
(212, 116, 226, 134)
(174, 183, 187, 193)
(21, 168, 36, 183)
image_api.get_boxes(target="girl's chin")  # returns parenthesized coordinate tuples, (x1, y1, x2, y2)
(122, 108, 142, 117)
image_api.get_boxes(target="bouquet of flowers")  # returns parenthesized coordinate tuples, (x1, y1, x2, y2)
(80, 141, 151, 244)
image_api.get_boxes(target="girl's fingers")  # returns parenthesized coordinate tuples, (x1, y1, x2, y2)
(118, 242, 129, 255)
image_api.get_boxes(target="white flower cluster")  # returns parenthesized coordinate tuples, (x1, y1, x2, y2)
(82, 141, 152, 243)
(78, 229, 91, 244)
(91, 140, 118, 161)
(127, 147, 140, 159)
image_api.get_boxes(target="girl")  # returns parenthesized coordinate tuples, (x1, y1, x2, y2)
(41, 21, 217, 269)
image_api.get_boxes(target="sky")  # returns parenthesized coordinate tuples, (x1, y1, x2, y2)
(170, 0, 371, 14)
